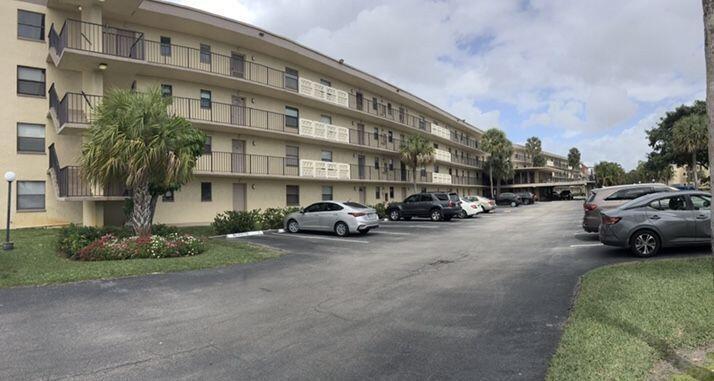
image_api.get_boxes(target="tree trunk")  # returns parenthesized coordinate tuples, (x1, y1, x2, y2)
(412, 167, 418, 193)
(691, 151, 699, 189)
(130, 177, 152, 236)
(148, 193, 159, 225)
(702, 0, 714, 254)
(489, 162, 494, 198)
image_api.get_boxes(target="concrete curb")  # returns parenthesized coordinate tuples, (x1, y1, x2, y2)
(226, 228, 285, 239)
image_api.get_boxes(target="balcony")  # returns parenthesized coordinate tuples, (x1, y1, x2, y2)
(48, 85, 101, 133)
(48, 144, 127, 200)
(48, 19, 483, 153)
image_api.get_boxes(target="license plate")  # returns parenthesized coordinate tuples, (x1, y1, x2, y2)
(368, 213, 377, 220)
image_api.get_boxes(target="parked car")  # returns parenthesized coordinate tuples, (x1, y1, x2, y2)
(558, 190, 573, 200)
(582, 183, 676, 233)
(284, 201, 379, 237)
(466, 195, 497, 213)
(457, 197, 483, 218)
(496, 192, 522, 207)
(671, 183, 696, 191)
(387, 192, 461, 221)
(599, 191, 710, 257)
(516, 191, 535, 205)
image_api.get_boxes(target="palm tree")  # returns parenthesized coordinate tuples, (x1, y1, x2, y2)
(568, 147, 581, 176)
(399, 135, 435, 193)
(525, 136, 545, 167)
(80, 88, 205, 235)
(481, 128, 514, 197)
(672, 113, 707, 188)
(701, 0, 714, 251)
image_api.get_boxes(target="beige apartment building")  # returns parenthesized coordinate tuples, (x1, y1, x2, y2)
(2, 0, 582, 229)
(504, 145, 588, 198)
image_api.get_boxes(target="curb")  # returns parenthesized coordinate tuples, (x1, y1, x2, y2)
(226, 228, 285, 239)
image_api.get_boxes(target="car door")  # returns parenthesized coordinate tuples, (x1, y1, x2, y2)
(417, 193, 434, 216)
(319, 202, 343, 230)
(690, 194, 711, 241)
(645, 195, 695, 244)
(301, 203, 325, 229)
(401, 195, 420, 217)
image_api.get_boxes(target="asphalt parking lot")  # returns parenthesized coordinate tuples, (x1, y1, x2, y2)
(0, 201, 708, 380)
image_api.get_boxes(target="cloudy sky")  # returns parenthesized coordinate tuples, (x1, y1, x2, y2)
(168, 0, 705, 169)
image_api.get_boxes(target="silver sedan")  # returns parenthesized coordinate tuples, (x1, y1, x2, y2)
(284, 201, 380, 237)
(599, 191, 711, 257)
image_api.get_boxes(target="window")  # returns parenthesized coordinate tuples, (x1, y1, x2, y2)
(320, 78, 331, 87)
(162, 190, 174, 202)
(286, 185, 300, 206)
(387, 130, 393, 143)
(326, 202, 343, 211)
(200, 90, 211, 109)
(375, 186, 381, 199)
(17, 123, 44, 153)
(404, 194, 419, 203)
(373, 127, 379, 140)
(356, 92, 364, 110)
(418, 117, 426, 130)
(648, 196, 688, 211)
(17, 181, 45, 211)
(160, 36, 172, 56)
(322, 186, 333, 201)
(285, 106, 299, 128)
(320, 115, 332, 124)
(387, 103, 392, 115)
(389, 187, 394, 198)
(606, 187, 653, 201)
(321, 150, 332, 162)
(160, 84, 172, 98)
(201, 182, 212, 201)
(374, 158, 380, 169)
(691, 195, 711, 210)
(200, 44, 211, 64)
(17, 66, 45, 96)
(18, 10, 44, 41)
(286, 145, 299, 167)
(203, 136, 212, 154)
(285, 67, 299, 91)
(434, 165, 439, 173)
(399, 107, 405, 123)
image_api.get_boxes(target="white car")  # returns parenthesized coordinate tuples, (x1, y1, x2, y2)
(458, 198, 484, 218)
(466, 196, 497, 213)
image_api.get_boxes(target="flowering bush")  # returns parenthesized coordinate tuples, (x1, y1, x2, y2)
(73, 233, 205, 261)
(57, 223, 180, 258)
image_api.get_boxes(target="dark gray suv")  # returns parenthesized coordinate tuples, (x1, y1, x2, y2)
(387, 192, 461, 221)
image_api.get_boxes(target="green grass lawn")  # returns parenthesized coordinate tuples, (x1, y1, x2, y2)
(0, 227, 280, 288)
(547, 257, 714, 381)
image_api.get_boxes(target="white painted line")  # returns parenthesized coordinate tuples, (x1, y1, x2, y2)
(569, 243, 602, 248)
(227, 231, 264, 238)
(372, 231, 412, 235)
(268, 233, 367, 243)
(277, 228, 285, 233)
(381, 224, 440, 229)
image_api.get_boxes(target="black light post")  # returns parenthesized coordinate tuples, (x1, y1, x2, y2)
(3, 171, 15, 251)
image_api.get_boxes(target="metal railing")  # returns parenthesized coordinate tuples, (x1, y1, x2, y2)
(48, 86, 101, 127)
(48, 19, 484, 152)
(48, 144, 126, 198)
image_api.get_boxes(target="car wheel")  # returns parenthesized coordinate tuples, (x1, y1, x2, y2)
(510, 201, 516, 207)
(629, 229, 660, 257)
(430, 209, 442, 221)
(389, 209, 401, 221)
(460, 209, 468, 219)
(286, 219, 299, 233)
(334, 222, 350, 237)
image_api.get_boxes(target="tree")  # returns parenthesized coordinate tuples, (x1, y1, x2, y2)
(481, 128, 514, 196)
(399, 134, 435, 193)
(646, 100, 707, 169)
(593, 161, 626, 187)
(672, 113, 708, 188)
(624, 160, 672, 184)
(525, 136, 546, 167)
(567, 147, 581, 174)
(80, 88, 205, 235)
(702, 0, 714, 254)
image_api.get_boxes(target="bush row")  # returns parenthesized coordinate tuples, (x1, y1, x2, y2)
(75, 233, 205, 261)
(212, 207, 300, 235)
(57, 223, 181, 258)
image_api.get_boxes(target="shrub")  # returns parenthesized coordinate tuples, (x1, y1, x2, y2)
(262, 207, 300, 229)
(57, 223, 182, 258)
(372, 203, 388, 219)
(74, 233, 205, 261)
(212, 209, 263, 235)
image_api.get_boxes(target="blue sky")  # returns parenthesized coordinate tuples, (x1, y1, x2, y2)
(169, 0, 705, 170)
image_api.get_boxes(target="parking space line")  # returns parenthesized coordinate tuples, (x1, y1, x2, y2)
(379, 224, 440, 229)
(569, 243, 602, 248)
(371, 231, 412, 235)
(265, 233, 368, 243)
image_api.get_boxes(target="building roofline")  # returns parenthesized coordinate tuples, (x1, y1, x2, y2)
(142, 0, 483, 134)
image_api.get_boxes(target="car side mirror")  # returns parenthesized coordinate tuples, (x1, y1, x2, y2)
(299, 209, 305, 214)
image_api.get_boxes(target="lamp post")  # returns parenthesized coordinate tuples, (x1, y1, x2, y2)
(4, 171, 16, 251)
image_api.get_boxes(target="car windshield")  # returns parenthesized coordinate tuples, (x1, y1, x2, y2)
(343, 202, 368, 209)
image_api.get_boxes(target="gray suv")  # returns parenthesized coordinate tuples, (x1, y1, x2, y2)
(582, 183, 676, 232)
(387, 192, 461, 221)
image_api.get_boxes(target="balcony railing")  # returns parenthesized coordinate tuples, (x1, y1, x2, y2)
(48, 19, 483, 152)
(49, 144, 127, 198)
(48, 85, 101, 128)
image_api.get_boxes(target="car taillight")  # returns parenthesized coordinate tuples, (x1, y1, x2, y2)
(471, 203, 478, 208)
(447, 201, 455, 207)
(602, 215, 621, 225)
(349, 212, 367, 217)
(584, 203, 597, 212)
